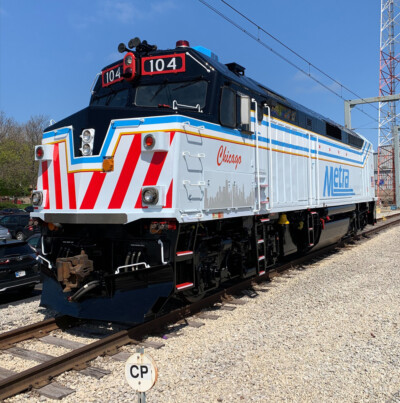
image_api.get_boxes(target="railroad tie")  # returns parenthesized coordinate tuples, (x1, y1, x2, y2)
(36, 382, 75, 400)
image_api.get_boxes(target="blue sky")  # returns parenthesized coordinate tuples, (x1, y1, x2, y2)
(0, 0, 380, 147)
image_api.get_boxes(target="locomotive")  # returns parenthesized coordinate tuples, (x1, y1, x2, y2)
(31, 38, 375, 323)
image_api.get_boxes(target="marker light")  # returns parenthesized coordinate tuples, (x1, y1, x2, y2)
(80, 129, 95, 156)
(142, 188, 159, 205)
(176, 40, 190, 48)
(103, 157, 114, 172)
(81, 143, 92, 156)
(35, 146, 44, 160)
(143, 134, 155, 149)
(82, 130, 92, 143)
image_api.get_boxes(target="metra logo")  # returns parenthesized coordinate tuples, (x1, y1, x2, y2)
(323, 166, 355, 197)
(217, 146, 242, 169)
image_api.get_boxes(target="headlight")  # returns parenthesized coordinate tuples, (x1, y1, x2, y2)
(82, 129, 92, 143)
(142, 188, 159, 205)
(125, 55, 133, 65)
(81, 143, 92, 156)
(32, 192, 43, 206)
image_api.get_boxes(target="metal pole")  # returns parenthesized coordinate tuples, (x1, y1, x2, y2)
(137, 392, 146, 403)
(344, 100, 351, 129)
(394, 126, 400, 207)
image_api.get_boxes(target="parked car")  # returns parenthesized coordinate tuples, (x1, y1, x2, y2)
(0, 239, 40, 293)
(0, 208, 24, 216)
(24, 205, 34, 213)
(0, 214, 30, 240)
(0, 225, 12, 240)
(26, 233, 42, 255)
(22, 219, 40, 240)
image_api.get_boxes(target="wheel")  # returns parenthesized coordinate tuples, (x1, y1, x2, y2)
(15, 231, 25, 241)
(182, 288, 206, 303)
(181, 277, 206, 303)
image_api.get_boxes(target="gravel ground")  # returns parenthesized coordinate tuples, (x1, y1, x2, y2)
(3, 224, 400, 402)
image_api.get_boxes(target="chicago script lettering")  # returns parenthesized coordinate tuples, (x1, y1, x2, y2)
(216, 145, 242, 169)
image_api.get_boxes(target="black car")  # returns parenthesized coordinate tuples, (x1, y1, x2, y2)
(0, 208, 24, 215)
(0, 239, 40, 293)
(26, 233, 42, 255)
(0, 214, 30, 240)
(24, 206, 34, 213)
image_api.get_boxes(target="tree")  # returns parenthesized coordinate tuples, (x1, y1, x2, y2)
(0, 112, 49, 197)
(23, 115, 49, 192)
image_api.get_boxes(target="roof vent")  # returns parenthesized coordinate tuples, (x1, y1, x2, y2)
(225, 62, 245, 76)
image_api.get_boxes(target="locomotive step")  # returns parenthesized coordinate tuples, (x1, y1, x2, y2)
(176, 251, 194, 262)
(175, 282, 194, 291)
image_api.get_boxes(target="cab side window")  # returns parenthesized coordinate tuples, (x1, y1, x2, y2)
(219, 87, 236, 128)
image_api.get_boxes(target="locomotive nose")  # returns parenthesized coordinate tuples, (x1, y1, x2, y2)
(46, 106, 146, 158)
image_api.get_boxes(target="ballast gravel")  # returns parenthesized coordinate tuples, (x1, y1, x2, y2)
(3, 224, 400, 402)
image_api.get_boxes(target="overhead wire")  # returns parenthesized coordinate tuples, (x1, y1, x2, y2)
(198, 0, 379, 125)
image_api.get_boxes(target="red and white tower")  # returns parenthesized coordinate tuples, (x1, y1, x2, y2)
(378, 0, 400, 204)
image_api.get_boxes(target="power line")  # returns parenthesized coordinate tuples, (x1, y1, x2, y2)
(198, 0, 379, 125)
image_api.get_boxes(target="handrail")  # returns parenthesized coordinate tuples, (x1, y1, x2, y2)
(265, 104, 272, 209)
(158, 239, 168, 265)
(308, 131, 312, 206)
(182, 151, 205, 158)
(254, 99, 261, 213)
(36, 255, 52, 269)
(90, 72, 101, 95)
(114, 262, 150, 274)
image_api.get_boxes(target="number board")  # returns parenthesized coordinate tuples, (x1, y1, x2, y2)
(102, 63, 123, 87)
(142, 53, 185, 76)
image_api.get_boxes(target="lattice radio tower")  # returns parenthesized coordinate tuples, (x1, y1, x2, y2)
(378, 0, 400, 205)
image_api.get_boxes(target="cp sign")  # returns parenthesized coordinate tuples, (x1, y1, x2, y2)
(125, 351, 158, 392)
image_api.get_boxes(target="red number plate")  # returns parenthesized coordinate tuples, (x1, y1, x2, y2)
(142, 53, 186, 76)
(102, 63, 123, 87)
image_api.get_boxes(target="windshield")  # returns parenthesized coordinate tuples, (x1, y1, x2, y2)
(91, 89, 130, 107)
(135, 80, 208, 109)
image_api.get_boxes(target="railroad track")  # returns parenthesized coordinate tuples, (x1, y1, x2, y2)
(1, 214, 400, 401)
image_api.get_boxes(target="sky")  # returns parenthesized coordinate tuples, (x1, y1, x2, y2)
(0, 0, 380, 147)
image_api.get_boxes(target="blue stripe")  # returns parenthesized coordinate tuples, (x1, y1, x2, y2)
(262, 120, 367, 156)
(272, 139, 309, 153)
(332, 191, 355, 196)
(42, 115, 371, 167)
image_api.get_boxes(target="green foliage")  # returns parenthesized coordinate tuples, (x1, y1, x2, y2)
(0, 202, 29, 210)
(0, 112, 48, 197)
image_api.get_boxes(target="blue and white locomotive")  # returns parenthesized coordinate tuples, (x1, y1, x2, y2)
(31, 38, 375, 323)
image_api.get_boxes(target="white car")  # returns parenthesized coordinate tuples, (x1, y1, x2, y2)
(0, 225, 11, 240)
